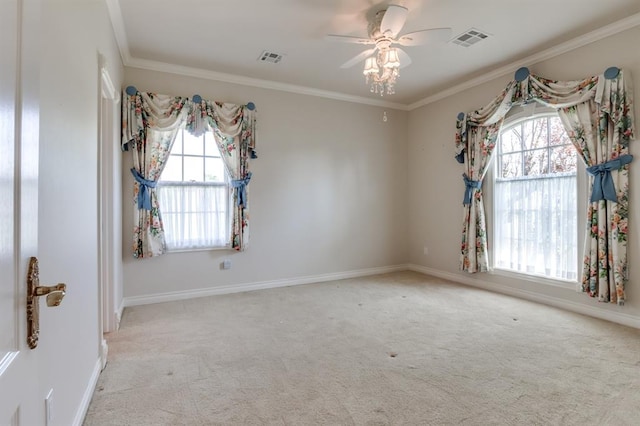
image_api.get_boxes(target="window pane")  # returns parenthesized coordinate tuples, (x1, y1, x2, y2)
(184, 156, 204, 182)
(171, 133, 183, 154)
(495, 114, 577, 281)
(500, 153, 522, 178)
(500, 128, 521, 153)
(205, 134, 221, 157)
(205, 158, 226, 183)
(183, 131, 204, 156)
(160, 155, 183, 182)
(523, 118, 548, 150)
(549, 117, 571, 146)
(524, 148, 549, 176)
(550, 146, 577, 173)
(159, 130, 230, 251)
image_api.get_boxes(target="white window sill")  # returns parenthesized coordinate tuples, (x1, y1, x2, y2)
(166, 245, 232, 254)
(489, 267, 578, 290)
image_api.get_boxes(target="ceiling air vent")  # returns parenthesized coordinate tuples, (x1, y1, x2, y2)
(451, 28, 490, 47)
(257, 50, 284, 64)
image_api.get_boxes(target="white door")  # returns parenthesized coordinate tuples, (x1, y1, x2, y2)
(0, 0, 41, 424)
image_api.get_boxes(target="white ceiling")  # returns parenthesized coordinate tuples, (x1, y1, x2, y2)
(109, 0, 640, 108)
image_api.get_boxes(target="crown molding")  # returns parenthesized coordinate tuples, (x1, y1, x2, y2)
(407, 11, 640, 111)
(125, 57, 409, 110)
(105, 0, 639, 111)
(105, 0, 132, 64)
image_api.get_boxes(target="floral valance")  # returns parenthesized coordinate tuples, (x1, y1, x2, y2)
(455, 71, 633, 162)
(122, 91, 256, 153)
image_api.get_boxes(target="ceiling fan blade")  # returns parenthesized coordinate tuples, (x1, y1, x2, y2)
(340, 48, 377, 69)
(397, 48, 412, 69)
(380, 5, 408, 37)
(397, 28, 452, 46)
(325, 34, 374, 45)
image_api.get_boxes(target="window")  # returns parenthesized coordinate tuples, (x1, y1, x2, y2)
(493, 114, 578, 281)
(158, 128, 230, 250)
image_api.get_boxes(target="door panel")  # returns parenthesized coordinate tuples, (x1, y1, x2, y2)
(0, 0, 40, 424)
(0, 0, 18, 363)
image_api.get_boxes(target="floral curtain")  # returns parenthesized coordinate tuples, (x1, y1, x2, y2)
(122, 91, 257, 258)
(555, 76, 634, 305)
(122, 93, 188, 258)
(456, 82, 517, 272)
(459, 123, 502, 272)
(455, 70, 634, 305)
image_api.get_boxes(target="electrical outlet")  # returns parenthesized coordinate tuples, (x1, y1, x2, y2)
(45, 389, 53, 425)
(423, 246, 429, 255)
(222, 259, 232, 270)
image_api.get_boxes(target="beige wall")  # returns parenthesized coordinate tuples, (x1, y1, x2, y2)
(122, 26, 640, 325)
(38, 0, 123, 424)
(408, 27, 640, 320)
(122, 68, 409, 298)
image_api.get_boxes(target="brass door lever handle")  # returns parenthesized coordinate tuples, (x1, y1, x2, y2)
(26, 257, 67, 349)
(34, 283, 67, 307)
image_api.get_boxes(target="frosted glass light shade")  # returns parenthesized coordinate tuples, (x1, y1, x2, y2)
(384, 48, 400, 68)
(363, 57, 379, 75)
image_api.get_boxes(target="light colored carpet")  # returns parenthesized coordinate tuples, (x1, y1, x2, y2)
(84, 271, 640, 425)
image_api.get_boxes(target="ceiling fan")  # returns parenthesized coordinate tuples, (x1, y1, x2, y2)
(327, 4, 452, 69)
(326, 4, 451, 95)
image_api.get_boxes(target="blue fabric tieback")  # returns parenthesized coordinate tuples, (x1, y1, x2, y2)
(130, 168, 157, 210)
(462, 173, 482, 205)
(230, 172, 252, 206)
(586, 154, 633, 202)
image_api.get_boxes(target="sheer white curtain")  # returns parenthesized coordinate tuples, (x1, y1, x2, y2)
(494, 174, 577, 280)
(157, 184, 229, 250)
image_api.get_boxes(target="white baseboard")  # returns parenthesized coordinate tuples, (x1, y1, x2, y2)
(72, 358, 102, 426)
(121, 262, 640, 329)
(100, 339, 108, 371)
(408, 264, 640, 329)
(123, 264, 409, 307)
(115, 302, 124, 330)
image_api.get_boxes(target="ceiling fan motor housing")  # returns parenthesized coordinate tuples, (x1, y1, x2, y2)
(368, 9, 387, 39)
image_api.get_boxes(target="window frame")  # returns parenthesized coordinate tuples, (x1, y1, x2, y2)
(487, 107, 585, 289)
(158, 127, 232, 252)
(495, 113, 577, 180)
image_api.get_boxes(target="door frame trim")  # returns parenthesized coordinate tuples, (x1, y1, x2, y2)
(98, 61, 120, 369)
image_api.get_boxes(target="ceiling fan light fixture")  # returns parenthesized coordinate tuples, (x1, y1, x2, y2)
(364, 49, 400, 96)
(327, 4, 451, 96)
